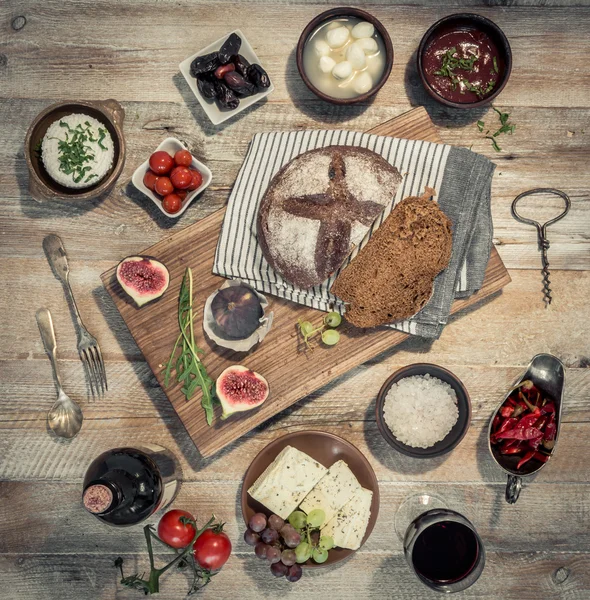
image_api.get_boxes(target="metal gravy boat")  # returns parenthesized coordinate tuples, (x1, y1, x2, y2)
(488, 353, 565, 504)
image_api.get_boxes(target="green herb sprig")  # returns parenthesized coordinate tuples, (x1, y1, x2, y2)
(477, 107, 516, 152)
(163, 268, 215, 425)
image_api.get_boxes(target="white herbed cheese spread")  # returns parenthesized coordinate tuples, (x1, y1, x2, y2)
(41, 113, 114, 189)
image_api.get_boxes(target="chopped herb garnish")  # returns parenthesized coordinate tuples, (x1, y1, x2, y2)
(85, 173, 98, 183)
(52, 120, 108, 183)
(486, 136, 502, 152)
(493, 56, 499, 74)
(97, 128, 107, 150)
(477, 120, 485, 132)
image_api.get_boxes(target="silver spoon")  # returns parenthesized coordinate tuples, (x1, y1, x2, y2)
(36, 307, 83, 439)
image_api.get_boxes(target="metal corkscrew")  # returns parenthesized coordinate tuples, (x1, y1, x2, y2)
(511, 188, 571, 307)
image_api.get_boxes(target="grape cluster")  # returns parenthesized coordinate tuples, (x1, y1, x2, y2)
(244, 509, 335, 581)
(244, 512, 303, 582)
(287, 509, 334, 564)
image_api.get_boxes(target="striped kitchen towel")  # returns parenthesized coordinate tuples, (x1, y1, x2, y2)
(213, 129, 495, 339)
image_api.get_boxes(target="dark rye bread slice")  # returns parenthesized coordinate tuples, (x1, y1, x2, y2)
(257, 146, 402, 289)
(331, 188, 453, 328)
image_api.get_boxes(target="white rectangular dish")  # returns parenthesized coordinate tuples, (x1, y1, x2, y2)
(131, 137, 212, 219)
(179, 29, 274, 126)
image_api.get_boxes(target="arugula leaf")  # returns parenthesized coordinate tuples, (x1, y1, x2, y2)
(163, 268, 215, 425)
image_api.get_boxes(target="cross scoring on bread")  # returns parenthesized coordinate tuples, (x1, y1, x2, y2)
(280, 154, 387, 279)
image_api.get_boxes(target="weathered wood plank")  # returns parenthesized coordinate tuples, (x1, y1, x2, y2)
(1, 481, 590, 554)
(2, 4, 590, 108)
(1, 361, 589, 422)
(1, 416, 588, 484)
(0, 266, 587, 364)
(0, 550, 587, 600)
(0, 99, 587, 270)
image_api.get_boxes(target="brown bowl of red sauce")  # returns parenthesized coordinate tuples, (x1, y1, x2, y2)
(417, 13, 511, 108)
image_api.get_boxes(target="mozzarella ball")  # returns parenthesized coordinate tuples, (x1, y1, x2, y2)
(332, 60, 353, 80)
(346, 42, 367, 70)
(326, 26, 350, 49)
(327, 20, 342, 31)
(351, 21, 375, 39)
(314, 39, 331, 57)
(319, 56, 336, 73)
(355, 37, 378, 55)
(353, 71, 373, 94)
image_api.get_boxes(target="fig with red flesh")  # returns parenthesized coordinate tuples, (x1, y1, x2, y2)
(116, 256, 170, 307)
(216, 365, 269, 419)
(211, 285, 263, 339)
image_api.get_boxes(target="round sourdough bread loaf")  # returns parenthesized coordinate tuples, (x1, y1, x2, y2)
(257, 146, 402, 289)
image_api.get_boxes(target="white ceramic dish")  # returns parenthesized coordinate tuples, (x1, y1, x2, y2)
(179, 29, 274, 125)
(131, 137, 212, 218)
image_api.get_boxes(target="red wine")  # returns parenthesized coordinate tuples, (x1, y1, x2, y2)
(411, 520, 479, 583)
(82, 445, 180, 526)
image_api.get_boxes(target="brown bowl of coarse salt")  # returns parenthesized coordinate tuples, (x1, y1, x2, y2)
(375, 364, 471, 458)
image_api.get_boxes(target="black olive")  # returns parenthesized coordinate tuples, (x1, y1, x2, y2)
(190, 51, 220, 77)
(218, 33, 242, 64)
(247, 63, 271, 89)
(214, 80, 240, 111)
(231, 54, 251, 77)
(223, 71, 257, 97)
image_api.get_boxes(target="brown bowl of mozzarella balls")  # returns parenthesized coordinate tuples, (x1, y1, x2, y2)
(296, 7, 394, 105)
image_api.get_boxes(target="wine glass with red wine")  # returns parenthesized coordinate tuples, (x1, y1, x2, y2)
(396, 494, 485, 593)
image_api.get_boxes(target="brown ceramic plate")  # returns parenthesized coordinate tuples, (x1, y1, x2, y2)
(24, 99, 126, 202)
(241, 430, 380, 567)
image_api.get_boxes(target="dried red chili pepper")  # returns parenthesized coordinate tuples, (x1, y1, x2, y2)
(501, 440, 523, 454)
(516, 450, 536, 469)
(492, 414, 501, 433)
(500, 405, 514, 418)
(542, 401, 556, 414)
(533, 451, 549, 463)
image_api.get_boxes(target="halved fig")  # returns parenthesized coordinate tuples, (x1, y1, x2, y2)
(216, 365, 269, 419)
(116, 256, 170, 307)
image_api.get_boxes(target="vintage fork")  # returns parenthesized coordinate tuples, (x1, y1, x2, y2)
(43, 234, 108, 397)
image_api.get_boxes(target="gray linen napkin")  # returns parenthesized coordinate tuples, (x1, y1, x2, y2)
(213, 130, 494, 339)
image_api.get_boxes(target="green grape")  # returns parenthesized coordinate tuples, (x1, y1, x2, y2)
(321, 329, 340, 346)
(288, 510, 307, 530)
(319, 535, 334, 550)
(306, 509, 326, 528)
(312, 547, 329, 564)
(294, 542, 312, 563)
(324, 311, 342, 328)
(299, 321, 314, 337)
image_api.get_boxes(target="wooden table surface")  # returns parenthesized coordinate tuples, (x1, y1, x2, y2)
(1, 1, 589, 599)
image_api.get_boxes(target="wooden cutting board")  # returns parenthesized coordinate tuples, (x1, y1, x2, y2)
(102, 107, 511, 458)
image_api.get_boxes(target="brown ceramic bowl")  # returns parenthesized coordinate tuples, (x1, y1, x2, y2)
(375, 364, 472, 458)
(296, 7, 393, 105)
(417, 13, 512, 109)
(241, 430, 380, 567)
(24, 99, 126, 202)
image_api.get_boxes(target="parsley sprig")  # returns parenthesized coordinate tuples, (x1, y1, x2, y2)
(477, 107, 516, 152)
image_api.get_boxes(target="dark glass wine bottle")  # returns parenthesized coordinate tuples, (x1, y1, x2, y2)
(82, 444, 181, 526)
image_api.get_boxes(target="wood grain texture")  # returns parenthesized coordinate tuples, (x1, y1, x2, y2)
(100, 108, 511, 457)
(1, 1, 590, 598)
